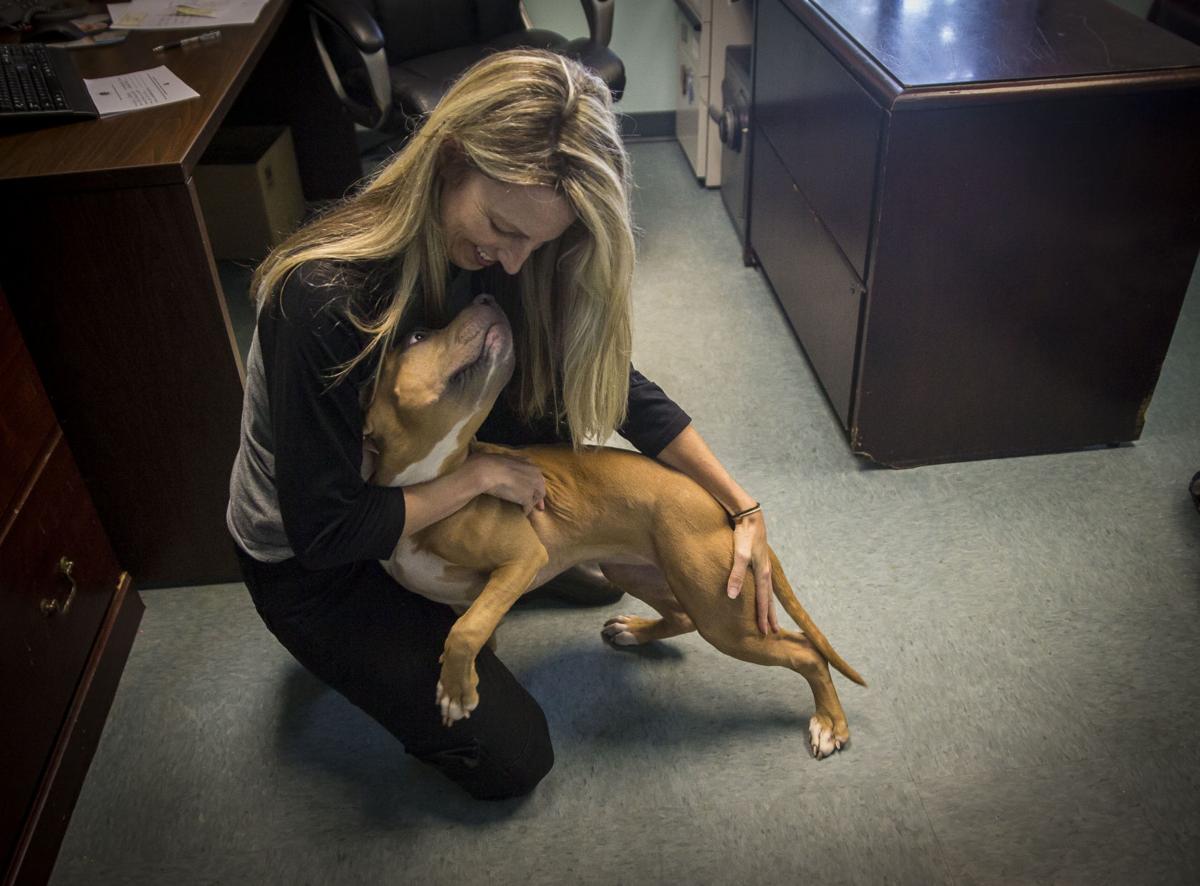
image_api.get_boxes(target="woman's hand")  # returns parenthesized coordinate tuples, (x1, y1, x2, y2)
(725, 511, 780, 636)
(468, 451, 547, 516)
(399, 450, 545, 537)
(654, 426, 781, 636)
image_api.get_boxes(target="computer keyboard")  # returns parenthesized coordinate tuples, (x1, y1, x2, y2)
(0, 42, 97, 125)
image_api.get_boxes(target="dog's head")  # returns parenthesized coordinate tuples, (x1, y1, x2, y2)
(366, 293, 515, 485)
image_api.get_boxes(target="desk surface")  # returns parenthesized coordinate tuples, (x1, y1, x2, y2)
(0, 0, 290, 191)
(798, 0, 1200, 88)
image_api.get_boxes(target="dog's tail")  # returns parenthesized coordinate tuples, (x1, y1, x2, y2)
(769, 549, 867, 687)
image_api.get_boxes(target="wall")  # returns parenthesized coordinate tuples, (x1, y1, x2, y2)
(523, 0, 679, 113)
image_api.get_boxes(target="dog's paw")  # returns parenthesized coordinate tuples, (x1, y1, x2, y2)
(602, 614, 651, 646)
(435, 679, 479, 728)
(808, 713, 849, 759)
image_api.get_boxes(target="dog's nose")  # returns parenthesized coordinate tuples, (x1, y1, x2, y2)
(474, 293, 495, 308)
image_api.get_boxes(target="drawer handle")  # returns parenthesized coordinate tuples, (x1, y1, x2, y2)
(40, 557, 78, 617)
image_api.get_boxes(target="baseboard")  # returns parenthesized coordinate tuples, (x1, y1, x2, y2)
(618, 110, 676, 141)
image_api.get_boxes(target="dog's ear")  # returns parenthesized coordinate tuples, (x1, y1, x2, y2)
(391, 378, 440, 410)
(363, 400, 406, 457)
(361, 375, 381, 439)
(363, 378, 404, 442)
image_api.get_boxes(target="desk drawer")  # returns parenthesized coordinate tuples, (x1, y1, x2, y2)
(754, 0, 883, 279)
(751, 126, 864, 428)
(0, 297, 56, 512)
(0, 436, 121, 867)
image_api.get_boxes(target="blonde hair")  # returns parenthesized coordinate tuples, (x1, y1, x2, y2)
(252, 49, 635, 447)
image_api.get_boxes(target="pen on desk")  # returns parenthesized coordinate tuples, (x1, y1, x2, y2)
(152, 30, 222, 53)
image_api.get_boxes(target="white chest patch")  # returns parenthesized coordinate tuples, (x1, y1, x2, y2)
(372, 360, 507, 606)
(382, 414, 473, 487)
(381, 537, 485, 607)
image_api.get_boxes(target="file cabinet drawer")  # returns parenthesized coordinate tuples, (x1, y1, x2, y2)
(755, 0, 883, 279)
(751, 127, 864, 428)
(0, 436, 122, 865)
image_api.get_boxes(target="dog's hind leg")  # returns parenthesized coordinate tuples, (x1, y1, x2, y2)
(693, 622, 851, 759)
(599, 564, 696, 646)
(781, 633, 851, 758)
(679, 605, 851, 759)
(657, 542, 853, 759)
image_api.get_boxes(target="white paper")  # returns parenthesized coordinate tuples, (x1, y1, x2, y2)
(106, 0, 267, 30)
(84, 66, 200, 117)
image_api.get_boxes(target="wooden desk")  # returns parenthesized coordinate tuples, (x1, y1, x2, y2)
(749, 0, 1200, 466)
(0, 1, 361, 586)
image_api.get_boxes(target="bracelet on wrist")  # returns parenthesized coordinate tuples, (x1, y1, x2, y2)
(726, 502, 762, 528)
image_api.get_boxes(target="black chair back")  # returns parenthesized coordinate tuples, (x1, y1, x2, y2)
(367, 0, 525, 62)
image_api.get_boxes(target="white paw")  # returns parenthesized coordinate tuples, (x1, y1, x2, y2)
(435, 680, 477, 727)
(602, 614, 641, 646)
(808, 714, 844, 759)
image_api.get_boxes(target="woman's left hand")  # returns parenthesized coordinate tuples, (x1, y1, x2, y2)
(654, 425, 782, 636)
(725, 511, 781, 635)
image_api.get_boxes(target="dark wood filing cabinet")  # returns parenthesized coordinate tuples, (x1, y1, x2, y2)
(1, 289, 144, 886)
(749, 0, 1200, 466)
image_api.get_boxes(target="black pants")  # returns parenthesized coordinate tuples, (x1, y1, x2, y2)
(236, 546, 554, 800)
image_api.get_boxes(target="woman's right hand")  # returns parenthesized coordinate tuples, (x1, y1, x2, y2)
(467, 451, 546, 516)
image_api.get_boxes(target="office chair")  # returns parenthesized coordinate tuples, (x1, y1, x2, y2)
(1150, 0, 1200, 44)
(306, 0, 625, 133)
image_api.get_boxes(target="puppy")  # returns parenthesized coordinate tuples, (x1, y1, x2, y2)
(365, 295, 865, 758)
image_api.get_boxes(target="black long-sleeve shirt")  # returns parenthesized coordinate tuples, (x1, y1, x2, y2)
(227, 261, 691, 570)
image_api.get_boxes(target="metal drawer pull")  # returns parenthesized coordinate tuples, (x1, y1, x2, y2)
(40, 557, 77, 617)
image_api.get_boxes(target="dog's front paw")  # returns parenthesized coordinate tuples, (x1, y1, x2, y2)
(435, 660, 480, 727)
(808, 713, 849, 759)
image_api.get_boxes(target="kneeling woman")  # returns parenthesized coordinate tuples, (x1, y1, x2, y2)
(227, 49, 778, 800)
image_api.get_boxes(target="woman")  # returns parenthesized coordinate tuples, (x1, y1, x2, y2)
(227, 50, 779, 801)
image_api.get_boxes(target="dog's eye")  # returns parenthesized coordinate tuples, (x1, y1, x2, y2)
(405, 330, 428, 347)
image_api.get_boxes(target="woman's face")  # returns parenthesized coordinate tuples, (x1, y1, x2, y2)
(440, 168, 576, 276)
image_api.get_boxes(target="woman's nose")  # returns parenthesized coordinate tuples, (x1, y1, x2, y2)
(499, 243, 533, 275)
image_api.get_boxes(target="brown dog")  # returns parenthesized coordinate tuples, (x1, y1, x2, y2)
(365, 294, 865, 758)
